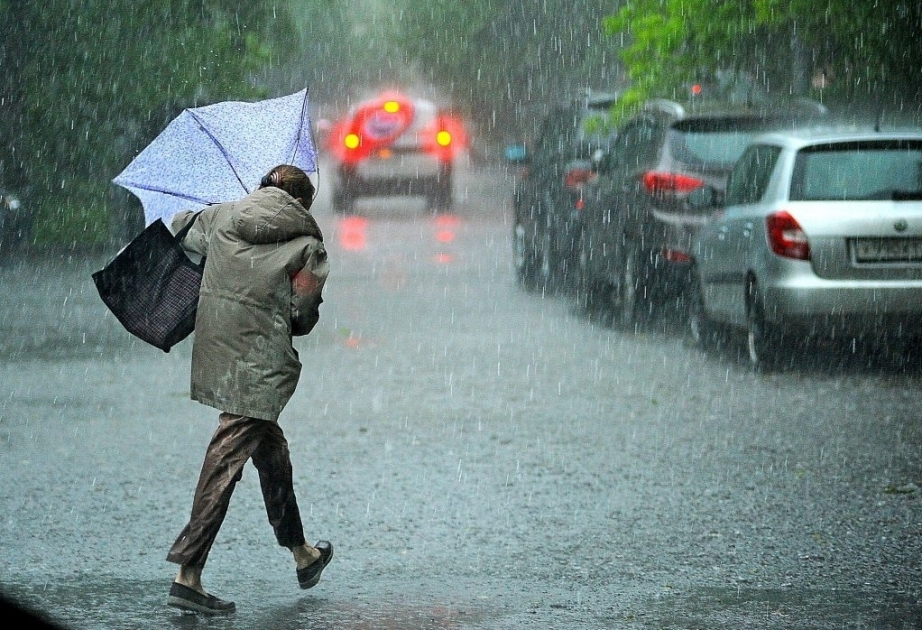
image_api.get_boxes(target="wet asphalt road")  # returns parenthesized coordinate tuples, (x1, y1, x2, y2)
(1, 162, 920, 629)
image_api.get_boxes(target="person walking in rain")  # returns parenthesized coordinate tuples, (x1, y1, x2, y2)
(164, 164, 332, 615)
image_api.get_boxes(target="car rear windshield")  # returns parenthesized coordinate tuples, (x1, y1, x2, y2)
(790, 140, 922, 201)
(668, 117, 792, 169)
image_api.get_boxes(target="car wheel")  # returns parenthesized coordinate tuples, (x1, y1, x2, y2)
(428, 176, 453, 212)
(332, 186, 355, 214)
(609, 242, 644, 329)
(746, 280, 781, 371)
(536, 227, 556, 289)
(688, 272, 722, 351)
(513, 217, 540, 290)
(575, 230, 603, 313)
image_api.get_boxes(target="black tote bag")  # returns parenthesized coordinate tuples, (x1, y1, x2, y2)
(92, 214, 204, 352)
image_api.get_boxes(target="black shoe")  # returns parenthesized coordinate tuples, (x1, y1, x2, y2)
(167, 582, 236, 615)
(297, 540, 333, 589)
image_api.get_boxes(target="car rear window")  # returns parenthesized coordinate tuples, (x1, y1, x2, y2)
(790, 140, 922, 201)
(668, 117, 792, 169)
(725, 144, 783, 206)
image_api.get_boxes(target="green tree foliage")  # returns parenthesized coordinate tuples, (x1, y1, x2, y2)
(1, 1, 295, 245)
(605, 0, 922, 115)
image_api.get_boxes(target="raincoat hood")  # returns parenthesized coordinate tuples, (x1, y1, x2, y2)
(234, 187, 322, 245)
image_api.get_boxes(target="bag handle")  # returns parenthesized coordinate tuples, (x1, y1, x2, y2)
(173, 210, 202, 243)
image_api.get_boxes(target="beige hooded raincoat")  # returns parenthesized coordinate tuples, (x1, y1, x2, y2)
(171, 187, 328, 422)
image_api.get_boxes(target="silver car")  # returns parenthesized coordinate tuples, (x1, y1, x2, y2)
(690, 128, 922, 369)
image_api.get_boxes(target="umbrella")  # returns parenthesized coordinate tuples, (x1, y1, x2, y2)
(114, 89, 317, 226)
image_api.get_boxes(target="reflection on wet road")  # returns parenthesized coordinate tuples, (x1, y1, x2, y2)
(0, 163, 919, 629)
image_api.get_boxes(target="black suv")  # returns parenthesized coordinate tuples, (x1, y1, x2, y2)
(507, 90, 619, 291)
(576, 96, 827, 327)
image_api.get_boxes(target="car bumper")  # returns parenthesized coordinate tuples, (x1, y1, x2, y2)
(764, 270, 922, 333)
(350, 153, 445, 181)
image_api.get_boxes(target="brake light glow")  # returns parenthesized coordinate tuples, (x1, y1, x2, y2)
(564, 167, 595, 191)
(344, 133, 360, 149)
(766, 210, 810, 260)
(661, 248, 692, 263)
(436, 130, 452, 147)
(383, 100, 401, 113)
(642, 171, 704, 194)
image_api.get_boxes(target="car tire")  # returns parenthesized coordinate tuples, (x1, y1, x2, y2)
(332, 185, 355, 214)
(688, 272, 723, 352)
(746, 280, 782, 371)
(575, 230, 603, 314)
(513, 217, 541, 291)
(609, 242, 645, 330)
(428, 173, 453, 212)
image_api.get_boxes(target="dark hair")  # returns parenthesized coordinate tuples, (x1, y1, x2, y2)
(260, 165, 315, 206)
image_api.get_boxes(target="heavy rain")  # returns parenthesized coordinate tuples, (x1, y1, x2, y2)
(1, 2, 921, 629)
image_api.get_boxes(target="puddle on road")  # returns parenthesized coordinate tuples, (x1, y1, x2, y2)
(1, 577, 494, 630)
(4, 577, 922, 629)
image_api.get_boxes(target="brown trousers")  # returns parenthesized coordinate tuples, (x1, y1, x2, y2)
(166, 413, 306, 568)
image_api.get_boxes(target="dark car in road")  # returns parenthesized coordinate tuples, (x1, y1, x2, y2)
(327, 91, 468, 213)
(508, 90, 619, 291)
(576, 96, 826, 327)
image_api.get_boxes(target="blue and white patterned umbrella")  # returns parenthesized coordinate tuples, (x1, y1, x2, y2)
(113, 89, 317, 226)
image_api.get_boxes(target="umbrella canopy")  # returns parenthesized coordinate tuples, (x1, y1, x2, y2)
(114, 89, 317, 226)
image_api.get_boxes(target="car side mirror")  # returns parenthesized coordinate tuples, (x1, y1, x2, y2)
(688, 185, 723, 210)
(504, 144, 528, 165)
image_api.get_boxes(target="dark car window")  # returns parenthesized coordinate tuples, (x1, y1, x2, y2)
(790, 140, 922, 201)
(668, 117, 788, 170)
(725, 144, 782, 205)
(614, 118, 661, 171)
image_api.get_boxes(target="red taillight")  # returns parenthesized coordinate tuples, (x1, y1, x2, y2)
(766, 211, 810, 260)
(661, 248, 692, 263)
(642, 171, 704, 194)
(564, 167, 594, 191)
(426, 113, 468, 162)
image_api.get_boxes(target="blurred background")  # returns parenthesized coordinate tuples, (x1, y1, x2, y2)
(1, 0, 919, 249)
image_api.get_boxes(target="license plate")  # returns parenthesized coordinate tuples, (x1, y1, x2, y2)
(854, 237, 922, 262)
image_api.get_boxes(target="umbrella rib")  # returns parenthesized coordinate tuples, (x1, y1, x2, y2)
(291, 88, 309, 164)
(187, 109, 250, 195)
(113, 178, 216, 206)
(292, 88, 321, 198)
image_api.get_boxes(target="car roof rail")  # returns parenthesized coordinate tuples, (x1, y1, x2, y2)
(643, 99, 685, 118)
(575, 87, 620, 109)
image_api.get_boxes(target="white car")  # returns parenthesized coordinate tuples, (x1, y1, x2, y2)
(327, 91, 468, 213)
(690, 128, 922, 369)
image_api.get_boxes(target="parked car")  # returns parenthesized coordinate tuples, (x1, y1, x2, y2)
(0, 186, 29, 249)
(576, 97, 827, 327)
(689, 128, 922, 370)
(327, 91, 468, 213)
(507, 90, 620, 291)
